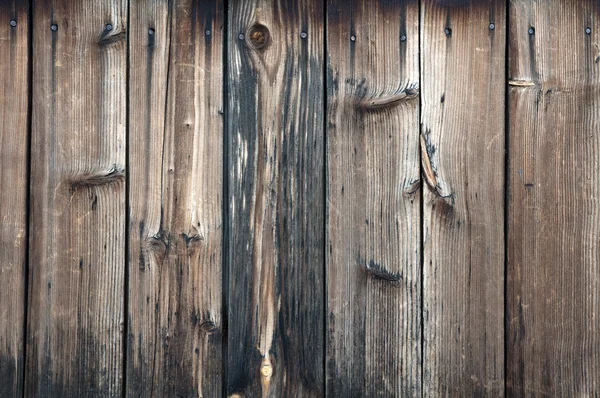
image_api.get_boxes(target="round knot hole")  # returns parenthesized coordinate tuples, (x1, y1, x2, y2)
(247, 24, 270, 50)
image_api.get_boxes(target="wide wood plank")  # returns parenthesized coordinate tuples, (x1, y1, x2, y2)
(507, 1, 600, 395)
(127, 0, 224, 396)
(26, 1, 127, 396)
(326, 1, 421, 395)
(0, 2, 29, 397)
(420, 1, 505, 395)
(227, 0, 325, 395)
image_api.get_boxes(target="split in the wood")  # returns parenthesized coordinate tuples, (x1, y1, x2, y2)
(67, 165, 124, 191)
(358, 257, 403, 283)
(356, 84, 419, 112)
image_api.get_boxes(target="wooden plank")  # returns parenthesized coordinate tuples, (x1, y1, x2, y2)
(25, 1, 127, 396)
(326, 1, 421, 395)
(127, 0, 223, 396)
(420, 1, 505, 395)
(227, 0, 325, 395)
(0, 2, 29, 397)
(507, 1, 600, 395)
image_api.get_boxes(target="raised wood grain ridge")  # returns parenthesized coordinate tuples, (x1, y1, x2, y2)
(327, 0, 422, 396)
(421, 1, 506, 395)
(507, 0, 600, 395)
(25, 1, 127, 396)
(128, 1, 224, 397)
(0, 2, 29, 397)
(227, 0, 325, 396)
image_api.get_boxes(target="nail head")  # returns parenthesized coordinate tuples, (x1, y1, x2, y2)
(300, 31, 307, 39)
(350, 34, 356, 42)
(106, 23, 113, 31)
(10, 19, 16, 27)
(400, 34, 407, 42)
(528, 27, 535, 35)
(489, 23, 495, 30)
(260, 364, 273, 378)
(586, 27, 592, 35)
(148, 28, 155, 35)
(238, 33, 245, 40)
(205, 29, 211, 36)
(445, 27, 452, 36)
(51, 23, 58, 31)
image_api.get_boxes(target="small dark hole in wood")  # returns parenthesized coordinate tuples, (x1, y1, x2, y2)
(51, 23, 58, 31)
(247, 24, 270, 49)
(586, 27, 592, 35)
(10, 19, 16, 27)
(445, 27, 452, 36)
(528, 26, 535, 35)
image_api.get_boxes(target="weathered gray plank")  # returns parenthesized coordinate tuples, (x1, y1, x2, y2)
(127, 0, 224, 396)
(507, 1, 600, 395)
(326, 1, 421, 395)
(26, 1, 127, 396)
(227, 0, 325, 395)
(420, 1, 505, 395)
(0, 2, 29, 397)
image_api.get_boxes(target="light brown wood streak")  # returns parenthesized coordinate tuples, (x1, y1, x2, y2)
(421, 1, 505, 395)
(0, 2, 29, 397)
(128, 0, 223, 397)
(507, 0, 600, 395)
(326, 0, 421, 395)
(25, 1, 127, 396)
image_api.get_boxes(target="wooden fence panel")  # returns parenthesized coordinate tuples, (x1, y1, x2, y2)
(127, 1, 224, 397)
(507, 1, 600, 395)
(420, 1, 506, 395)
(227, 0, 325, 396)
(0, 2, 29, 397)
(26, 1, 127, 396)
(326, 1, 421, 395)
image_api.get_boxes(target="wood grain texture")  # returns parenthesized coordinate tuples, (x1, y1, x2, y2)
(127, 0, 223, 396)
(326, 1, 421, 395)
(420, 1, 505, 395)
(507, 1, 600, 395)
(26, 1, 127, 396)
(0, 2, 29, 397)
(227, 0, 325, 396)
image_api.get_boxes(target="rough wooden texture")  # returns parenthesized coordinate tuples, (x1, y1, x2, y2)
(0, 2, 29, 397)
(26, 1, 127, 396)
(227, 0, 325, 395)
(127, 0, 223, 396)
(507, 1, 600, 395)
(326, 1, 421, 395)
(420, 1, 505, 395)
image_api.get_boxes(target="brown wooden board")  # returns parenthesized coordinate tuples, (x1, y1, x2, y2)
(127, 0, 224, 396)
(227, 0, 325, 396)
(507, 1, 600, 395)
(0, 2, 29, 397)
(420, 1, 506, 395)
(25, 1, 127, 396)
(326, 0, 421, 395)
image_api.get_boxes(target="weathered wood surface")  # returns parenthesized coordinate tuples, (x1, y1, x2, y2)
(127, 1, 223, 397)
(26, 1, 127, 396)
(326, 0, 421, 395)
(421, 1, 506, 395)
(0, 2, 29, 397)
(507, 1, 600, 395)
(227, 0, 325, 396)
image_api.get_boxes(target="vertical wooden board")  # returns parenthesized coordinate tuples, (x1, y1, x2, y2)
(227, 0, 325, 396)
(326, 1, 421, 396)
(507, 1, 600, 395)
(420, 1, 505, 395)
(26, 1, 127, 396)
(127, 0, 223, 396)
(0, 2, 29, 397)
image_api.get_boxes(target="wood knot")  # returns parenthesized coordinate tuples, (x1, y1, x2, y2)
(247, 24, 270, 50)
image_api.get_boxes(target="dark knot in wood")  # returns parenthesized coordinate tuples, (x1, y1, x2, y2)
(247, 24, 270, 50)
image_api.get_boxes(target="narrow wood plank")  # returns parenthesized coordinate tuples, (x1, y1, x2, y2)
(326, 1, 421, 395)
(227, 0, 325, 395)
(507, 1, 600, 395)
(0, 2, 29, 397)
(26, 1, 127, 396)
(420, 1, 505, 395)
(127, 0, 224, 396)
